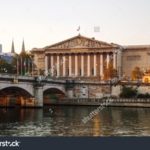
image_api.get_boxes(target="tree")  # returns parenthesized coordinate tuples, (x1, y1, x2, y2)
(137, 93, 150, 98)
(17, 51, 33, 75)
(0, 51, 33, 76)
(131, 67, 143, 80)
(145, 68, 150, 74)
(120, 86, 137, 98)
(0, 58, 15, 74)
(104, 63, 117, 80)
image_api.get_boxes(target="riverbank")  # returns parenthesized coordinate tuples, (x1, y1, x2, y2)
(1, 98, 150, 108)
(46, 98, 150, 108)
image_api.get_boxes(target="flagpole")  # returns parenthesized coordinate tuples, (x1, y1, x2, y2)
(77, 26, 80, 34)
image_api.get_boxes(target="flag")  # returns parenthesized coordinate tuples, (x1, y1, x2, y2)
(94, 26, 100, 32)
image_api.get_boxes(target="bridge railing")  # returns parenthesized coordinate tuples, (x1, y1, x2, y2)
(0, 73, 149, 86)
(0, 73, 34, 80)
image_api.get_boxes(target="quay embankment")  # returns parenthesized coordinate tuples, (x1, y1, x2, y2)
(1, 98, 150, 108)
(45, 98, 150, 108)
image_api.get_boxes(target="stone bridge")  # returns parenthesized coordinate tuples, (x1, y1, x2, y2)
(0, 75, 66, 107)
(0, 74, 150, 107)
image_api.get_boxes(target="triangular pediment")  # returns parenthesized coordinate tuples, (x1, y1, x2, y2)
(45, 35, 117, 50)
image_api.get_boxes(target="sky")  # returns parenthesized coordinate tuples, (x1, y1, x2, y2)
(0, 0, 150, 53)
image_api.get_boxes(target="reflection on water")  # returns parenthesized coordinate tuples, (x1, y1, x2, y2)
(0, 106, 150, 136)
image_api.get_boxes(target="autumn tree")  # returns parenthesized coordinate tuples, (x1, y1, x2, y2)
(145, 68, 150, 74)
(131, 67, 143, 80)
(103, 63, 117, 80)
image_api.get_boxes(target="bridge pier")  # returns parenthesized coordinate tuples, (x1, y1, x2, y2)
(67, 89, 74, 98)
(34, 86, 43, 107)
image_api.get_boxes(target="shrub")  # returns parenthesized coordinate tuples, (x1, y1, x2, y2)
(120, 86, 137, 98)
(137, 93, 150, 98)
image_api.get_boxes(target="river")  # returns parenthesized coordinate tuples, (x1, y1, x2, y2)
(0, 106, 150, 136)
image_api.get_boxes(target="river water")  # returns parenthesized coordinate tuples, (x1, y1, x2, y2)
(0, 106, 150, 136)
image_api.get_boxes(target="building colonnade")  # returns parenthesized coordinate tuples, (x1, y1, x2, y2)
(45, 52, 118, 79)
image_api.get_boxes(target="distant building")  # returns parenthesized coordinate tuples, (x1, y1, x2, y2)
(31, 34, 119, 79)
(31, 34, 150, 80)
(0, 40, 17, 63)
(0, 44, 2, 53)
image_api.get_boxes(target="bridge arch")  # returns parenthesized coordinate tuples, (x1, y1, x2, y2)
(0, 86, 33, 97)
(0, 86, 34, 107)
(43, 86, 66, 104)
(43, 85, 66, 95)
(0, 84, 34, 96)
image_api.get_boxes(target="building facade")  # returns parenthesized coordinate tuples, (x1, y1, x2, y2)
(31, 34, 150, 80)
(122, 45, 150, 78)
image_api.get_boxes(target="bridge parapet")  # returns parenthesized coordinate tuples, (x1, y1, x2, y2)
(0, 74, 34, 80)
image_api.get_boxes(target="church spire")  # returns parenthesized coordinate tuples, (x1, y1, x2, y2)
(21, 39, 25, 53)
(11, 39, 15, 53)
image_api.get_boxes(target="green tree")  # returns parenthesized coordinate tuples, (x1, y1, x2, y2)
(17, 51, 33, 75)
(120, 86, 137, 98)
(137, 93, 150, 98)
(0, 58, 15, 74)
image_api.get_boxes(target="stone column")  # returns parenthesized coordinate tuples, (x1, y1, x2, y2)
(113, 51, 117, 69)
(67, 89, 74, 98)
(106, 53, 110, 69)
(69, 54, 72, 76)
(94, 54, 97, 76)
(63, 55, 66, 77)
(87, 54, 90, 76)
(45, 55, 48, 76)
(100, 54, 104, 78)
(51, 55, 54, 77)
(57, 55, 60, 77)
(117, 48, 123, 79)
(81, 54, 84, 76)
(75, 54, 78, 76)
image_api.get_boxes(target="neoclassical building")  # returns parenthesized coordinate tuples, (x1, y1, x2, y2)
(31, 34, 150, 80)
